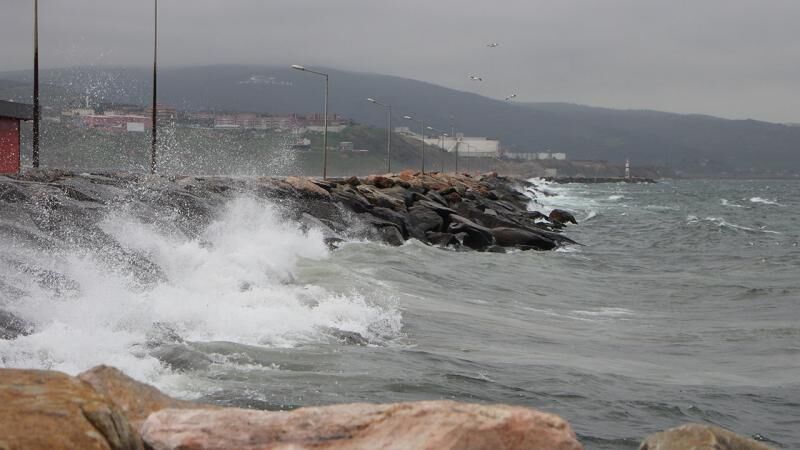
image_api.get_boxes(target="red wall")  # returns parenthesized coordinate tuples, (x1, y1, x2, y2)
(0, 118, 21, 174)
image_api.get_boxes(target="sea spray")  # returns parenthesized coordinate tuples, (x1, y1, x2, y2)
(0, 196, 402, 383)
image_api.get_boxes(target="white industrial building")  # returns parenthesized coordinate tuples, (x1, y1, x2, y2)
(504, 151, 567, 161)
(396, 128, 500, 157)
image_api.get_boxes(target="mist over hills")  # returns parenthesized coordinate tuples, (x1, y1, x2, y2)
(2, 65, 799, 176)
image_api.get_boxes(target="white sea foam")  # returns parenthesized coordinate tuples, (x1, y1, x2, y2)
(749, 197, 782, 206)
(721, 199, 743, 208)
(0, 197, 401, 383)
(608, 195, 624, 201)
(687, 215, 780, 234)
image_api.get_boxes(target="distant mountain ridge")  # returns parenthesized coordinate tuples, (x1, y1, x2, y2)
(2, 65, 799, 175)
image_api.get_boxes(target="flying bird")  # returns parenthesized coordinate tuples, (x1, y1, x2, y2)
(504, 94, 518, 101)
(469, 75, 483, 81)
(487, 43, 500, 48)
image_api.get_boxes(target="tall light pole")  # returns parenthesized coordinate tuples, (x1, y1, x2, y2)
(366, 97, 392, 173)
(403, 115, 425, 174)
(292, 65, 329, 179)
(32, 0, 40, 168)
(151, 0, 158, 174)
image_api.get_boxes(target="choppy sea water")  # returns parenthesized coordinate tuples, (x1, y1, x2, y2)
(1, 178, 798, 449)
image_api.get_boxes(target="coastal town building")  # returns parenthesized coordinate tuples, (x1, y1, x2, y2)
(396, 127, 501, 158)
(504, 151, 568, 161)
(0, 100, 33, 174)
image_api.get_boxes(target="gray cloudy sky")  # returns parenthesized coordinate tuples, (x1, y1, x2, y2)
(2, 0, 798, 122)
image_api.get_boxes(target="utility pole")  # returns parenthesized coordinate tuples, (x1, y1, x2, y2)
(151, 0, 158, 174)
(32, 0, 40, 168)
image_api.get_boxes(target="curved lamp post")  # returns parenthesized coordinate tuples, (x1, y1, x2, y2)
(366, 97, 392, 173)
(292, 65, 329, 179)
(403, 115, 425, 174)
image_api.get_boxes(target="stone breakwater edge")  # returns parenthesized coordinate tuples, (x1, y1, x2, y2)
(0, 365, 776, 449)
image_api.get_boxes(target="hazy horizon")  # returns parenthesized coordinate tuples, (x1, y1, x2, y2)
(1, 0, 798, 123)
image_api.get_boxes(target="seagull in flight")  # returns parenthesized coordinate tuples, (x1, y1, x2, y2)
(487, 43, 500, 48)
(504, 93, 518, 101)
(469, 75, 483, 81)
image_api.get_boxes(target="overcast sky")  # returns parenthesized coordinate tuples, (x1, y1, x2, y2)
(2, 0, 798, 122)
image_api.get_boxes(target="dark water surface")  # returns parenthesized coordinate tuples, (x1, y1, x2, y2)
(2, 178, 798, 448)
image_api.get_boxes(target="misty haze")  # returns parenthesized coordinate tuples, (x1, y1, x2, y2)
(1, 2, 798, 450)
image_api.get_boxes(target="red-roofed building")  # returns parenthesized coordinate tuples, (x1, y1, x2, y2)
(0, 100, 33, 174)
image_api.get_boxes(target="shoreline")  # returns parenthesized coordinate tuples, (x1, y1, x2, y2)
(0, 365, 774, 449)
(1, 169, 579, 253)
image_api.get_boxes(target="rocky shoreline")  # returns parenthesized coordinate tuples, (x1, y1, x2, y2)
(0, 365, 774, 449)
(0, 169, 579, 254)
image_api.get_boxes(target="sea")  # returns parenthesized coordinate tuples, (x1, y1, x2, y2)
(1, 178, 798, 449)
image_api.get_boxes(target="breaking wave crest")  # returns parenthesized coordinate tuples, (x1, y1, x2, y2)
(0, 197, 402, 382)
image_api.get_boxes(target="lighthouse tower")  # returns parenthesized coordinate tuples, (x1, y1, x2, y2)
(625, 159, 631, 180)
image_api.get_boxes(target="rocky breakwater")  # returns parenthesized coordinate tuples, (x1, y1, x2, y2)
(0, 366, 776, 450)
(323, 170, 579, 252)
(0, 169, 577, 257)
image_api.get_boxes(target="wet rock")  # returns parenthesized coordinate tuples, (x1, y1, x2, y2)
(549, 209, 578, 225)
(490, 227, 558, 251)
(0, 182, 28, 202)
(322, 327, 370, 346)
(141, 401, 583, 450)
(285, 176, 331, 200)
(444, 191, 462, 204)
(426, 231, 460, 248)
(364, 175, 395, 189)
(426, 190, 448, 206)
(78, 365, 208, 429)
(407, 205, 444, 239)
(356, 185, 406, 211)
(145, 322, 186, 349)
(344, 176, 361, 187)
(377, 225, 405, 246)
(299, 212, 345, 245)
(368, 207, 410, 237)
(0, 310, 32, 340)
(150, 343, 214, 372)
(331, 186, 372, 213)
(639, 423, 775, 450)
(359, 214, 405, 246)
(0, 368, 144, 450)
(486, 245, 507, 253)
(416, 199, 457, 219)
(448, 214, 496, 250)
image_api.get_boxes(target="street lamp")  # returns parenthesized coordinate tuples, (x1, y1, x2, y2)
(32, 0, 40, 168)
(403, 115, 425, 174)
(292, 64, 329, 179)
(151, 0, 158, 174)
(367, 97, 392, 173)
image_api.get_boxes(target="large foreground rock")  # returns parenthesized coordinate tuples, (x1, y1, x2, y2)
(78, 365, 209, 428)
(640, 423, 775, 450)
(141, 401, 582, 450)
(0, 368, 143, 450)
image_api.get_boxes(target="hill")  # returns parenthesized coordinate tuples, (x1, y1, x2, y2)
(2, 65, 800, 176)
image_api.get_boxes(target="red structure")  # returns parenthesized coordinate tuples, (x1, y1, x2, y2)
(0, 101, 33, 174)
